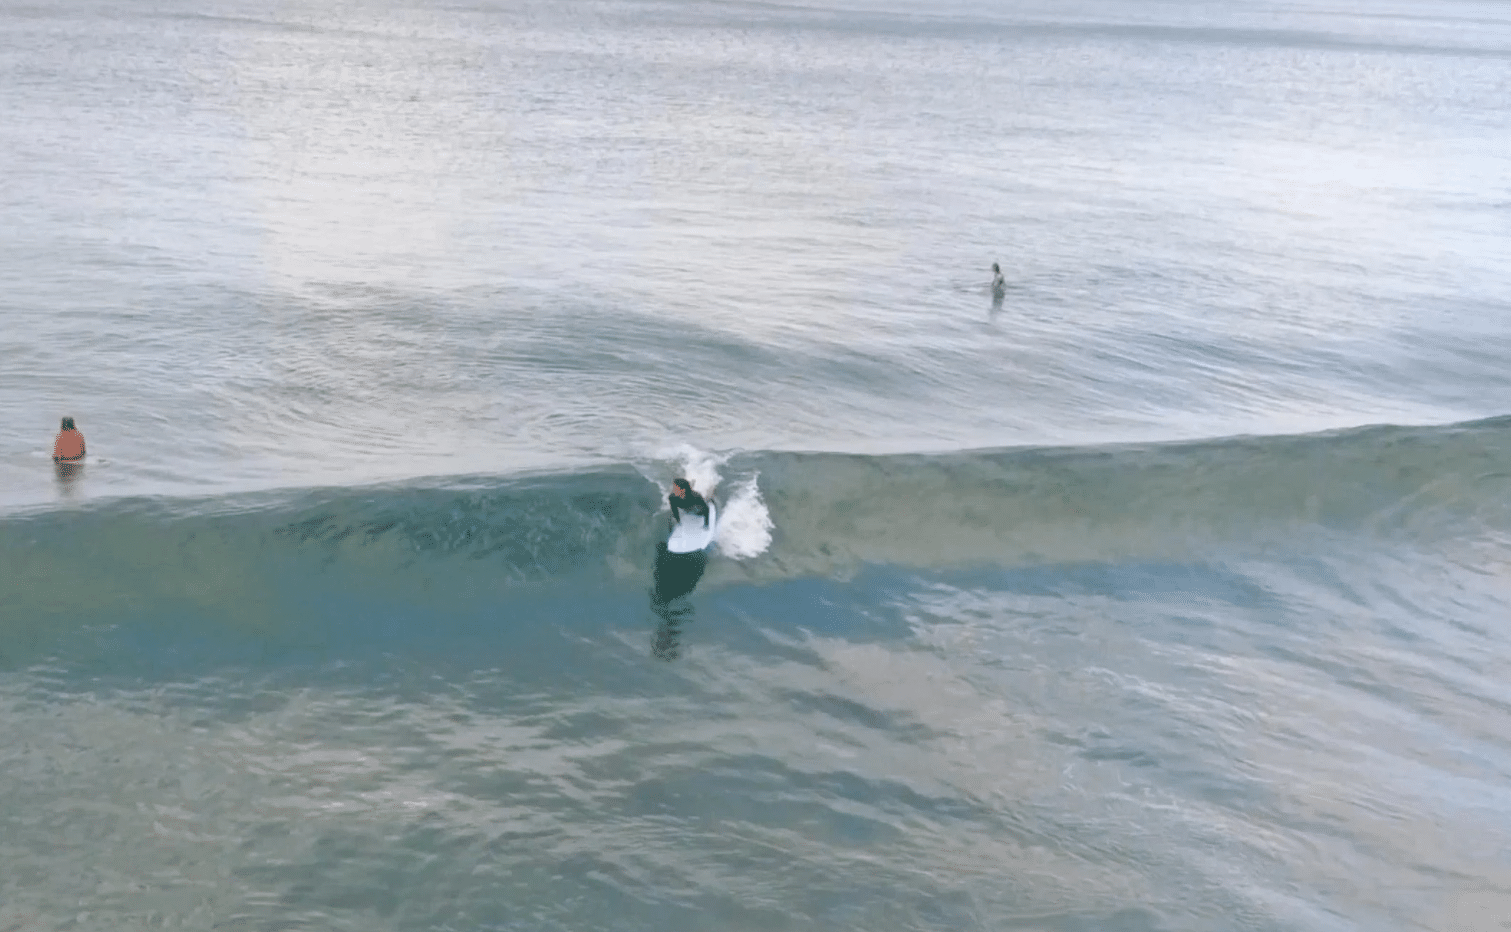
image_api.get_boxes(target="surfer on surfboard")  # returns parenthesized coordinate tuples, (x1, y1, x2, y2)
(654, 477, 717, 609)
(668, 478, 710, 530)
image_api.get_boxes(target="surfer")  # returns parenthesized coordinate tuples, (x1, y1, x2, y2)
(991, 262, 1006, 304)
(668, 478, 710, 529)
(52, 416, 86, 462)
(652, 480, 716, 619)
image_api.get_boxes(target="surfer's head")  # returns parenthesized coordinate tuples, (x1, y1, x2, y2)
(671, 478, 692, 498)
(60, 416, 75, 431)
(992, 262, 1000, 274)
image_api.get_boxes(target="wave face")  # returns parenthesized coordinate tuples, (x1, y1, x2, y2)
(6, 417, 1508, 645)
(3, 420, 1511, 931)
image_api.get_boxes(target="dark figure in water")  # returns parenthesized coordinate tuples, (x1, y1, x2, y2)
(651, 592, 695, 661)
(651, 546, 705, 658)
(991, 262, 1006, 306)
(652, 546, 707, 607)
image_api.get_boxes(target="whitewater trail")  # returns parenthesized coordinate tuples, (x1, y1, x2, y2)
(649, 443, 774, 560)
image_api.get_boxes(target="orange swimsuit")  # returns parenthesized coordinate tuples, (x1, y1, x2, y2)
(53, 429, 86, 461)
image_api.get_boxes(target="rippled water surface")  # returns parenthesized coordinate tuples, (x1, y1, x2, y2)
(2, 0, 1510, 929)
(4, 0, 1510, 504)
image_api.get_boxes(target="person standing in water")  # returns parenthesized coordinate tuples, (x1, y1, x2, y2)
(52, 416, 86, 462)
(991, 262, 1006, 305)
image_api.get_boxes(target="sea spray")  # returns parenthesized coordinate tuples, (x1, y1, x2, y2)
(658, 445, 772, 559)
(714, 472, 773, 560)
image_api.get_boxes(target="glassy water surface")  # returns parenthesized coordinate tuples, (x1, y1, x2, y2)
(2, 0, 1509, 929)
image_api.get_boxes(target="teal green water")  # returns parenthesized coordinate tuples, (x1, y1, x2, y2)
(6, 423, 1511, 929)
(3, 0, 1510, 928)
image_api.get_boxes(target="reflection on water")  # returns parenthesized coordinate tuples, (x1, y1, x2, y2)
(651, 596, 693, 661)
(53, 461, 83, 497)
(650, 543, 708, 660)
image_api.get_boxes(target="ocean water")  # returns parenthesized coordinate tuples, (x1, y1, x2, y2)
(2, 0, 1510, 929)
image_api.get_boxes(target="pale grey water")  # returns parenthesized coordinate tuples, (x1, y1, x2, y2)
(3, 1, 1511, 930)
(3, 0, 1509, 507)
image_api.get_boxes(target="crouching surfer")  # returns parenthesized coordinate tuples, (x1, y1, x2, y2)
(653, 478, 711, 605)
(651, 478, 716, 659)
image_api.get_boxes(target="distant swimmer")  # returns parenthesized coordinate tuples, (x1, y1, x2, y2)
(668, 478, 710, 529)
(52, 416, 86, 462)
(991, 262, 1006, 304)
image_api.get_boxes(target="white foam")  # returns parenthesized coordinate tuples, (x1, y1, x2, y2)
(668, 443, 728, 499)
(646, 444, 772, 560)
(714, 472, 773, 560)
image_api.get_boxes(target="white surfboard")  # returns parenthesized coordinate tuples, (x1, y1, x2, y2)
(667, 501, 718, 554)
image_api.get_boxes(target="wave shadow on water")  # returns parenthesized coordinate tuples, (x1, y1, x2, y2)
(650, 543, 708, 660)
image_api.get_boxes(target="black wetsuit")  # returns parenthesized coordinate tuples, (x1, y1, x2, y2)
(669, 490, 710, 529)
